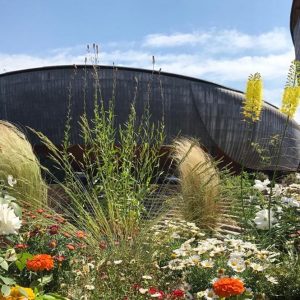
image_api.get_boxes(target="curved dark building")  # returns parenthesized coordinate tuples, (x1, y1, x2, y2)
(291, 0, 300, 60)
(1, 65, 299, 171)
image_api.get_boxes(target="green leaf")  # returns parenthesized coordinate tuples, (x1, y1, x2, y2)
(16, 252, 33, 271)
(1, 285, 10, 297)
(42, 295, 57, 300)
(38, 274, 53, 286)
(0, 276, 15, 285)
(10, 202, 22, 218)
(30, 274, 53, 289)
(5, 249, 17, 262)
(0, 260, 8, 271)
(43, 294, 71, 300)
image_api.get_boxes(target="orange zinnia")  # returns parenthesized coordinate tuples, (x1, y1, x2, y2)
(26, 254, 54, 272)
(76, 230, 86, 238)
(213, 277, 245, 298)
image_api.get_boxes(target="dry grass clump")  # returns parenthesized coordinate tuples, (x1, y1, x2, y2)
(172, 138, 220, 229)
(0, 121, 47, 206)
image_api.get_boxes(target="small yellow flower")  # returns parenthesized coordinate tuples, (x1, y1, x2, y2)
(280, 86, 300, 118)
(242, 73, 263, 122)
(0, 285, 35, 300)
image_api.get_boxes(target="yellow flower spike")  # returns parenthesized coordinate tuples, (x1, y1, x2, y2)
(280, 86, 300, 118)
(242, 73, 263, 122)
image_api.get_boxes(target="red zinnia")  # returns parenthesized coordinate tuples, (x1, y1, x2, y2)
(132, 283, 141, 290)
(170, 289, 185, 298)
(26, 254, 54, 272)
(76, 231, 86, 238)
(54, 255, 65, 262)
(148, 287, 165, 299)
(213, 277, 245, 298)
(99, 240, 107, 250)
(48, 225, 59, 235)
(66, 243, 75, 250)
(54, 216, 66, 224)
(15, 243, 28, 249)
(29, 228, 40, 237)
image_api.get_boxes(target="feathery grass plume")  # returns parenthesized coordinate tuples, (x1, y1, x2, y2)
(0, 121, 47, 206)
(280, 61, 300, 118)
(242, 73, 263, 122)
(172, 138, 220, 229)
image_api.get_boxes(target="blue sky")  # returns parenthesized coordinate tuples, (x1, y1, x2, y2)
(0, 0, 297, 120)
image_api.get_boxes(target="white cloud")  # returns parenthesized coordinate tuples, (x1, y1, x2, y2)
(143, 32, 210, 47)
(0, 27, 298, 122)
(143, 28, 291, 54)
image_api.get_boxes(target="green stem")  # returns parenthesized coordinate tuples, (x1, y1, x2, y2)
(268, 116, 289, 231)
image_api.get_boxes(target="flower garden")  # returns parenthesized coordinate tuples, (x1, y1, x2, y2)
(0, 62, 299, 299)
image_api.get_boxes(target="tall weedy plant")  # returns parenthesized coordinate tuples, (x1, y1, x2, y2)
(36, 63, 165, 244)
(240, 73, 263, 226)
(267, 60, 300, 230)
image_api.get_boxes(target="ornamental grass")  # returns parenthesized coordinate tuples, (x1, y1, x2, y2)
(172, 138, 221, 229)
(0, 121, 47, 207)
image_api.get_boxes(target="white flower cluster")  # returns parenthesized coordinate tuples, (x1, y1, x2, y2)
(251, 177, 300, 230)
(151, 219, 205, 242)
(0, 203, 21, 235)
(165, 236, 278, 277)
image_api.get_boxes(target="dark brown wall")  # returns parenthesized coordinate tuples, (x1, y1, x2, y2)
(1, 65, 300, 171)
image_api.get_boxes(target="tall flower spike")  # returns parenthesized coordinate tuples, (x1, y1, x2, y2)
(280, 86, 300, 118)
(280, 61, 300, 118)
(242, 73, 263, 122)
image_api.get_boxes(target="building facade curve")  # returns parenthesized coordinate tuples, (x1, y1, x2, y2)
(1, 65, 299, 171)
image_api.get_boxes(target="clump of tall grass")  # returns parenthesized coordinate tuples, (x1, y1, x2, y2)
(0, 121, 47, 206)
(172, 138, 220, 229)
(34, 65, 165, 244)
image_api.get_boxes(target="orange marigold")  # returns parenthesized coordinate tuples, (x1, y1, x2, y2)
(26, 254, 54, 272)
(213, 277, 245, 298)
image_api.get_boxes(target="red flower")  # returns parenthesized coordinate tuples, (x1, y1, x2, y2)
(29, 228, 40, 237)
(170, 289, 185, 298)
(66, 244, 75, 250)
(26, 254, 54, 272)
(63, 232, 71, 238)
(76, 231, 86, 238)
(36, 209, 44, 213)
(213, 277, 245, 298)
(44, 213, 53, 218)
(15, 243, 28, 249)
(132, 283, 140, 290)
(54, 216, 66, 224)
(54, 255, 65, 262)
(48, 225, 59, 235)
(53, 255, 66, 267)
(148, 287, 165, 299)
(99, 240, 107, 250)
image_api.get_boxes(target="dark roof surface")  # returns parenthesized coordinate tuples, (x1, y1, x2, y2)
(0, 64, 279, 110)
